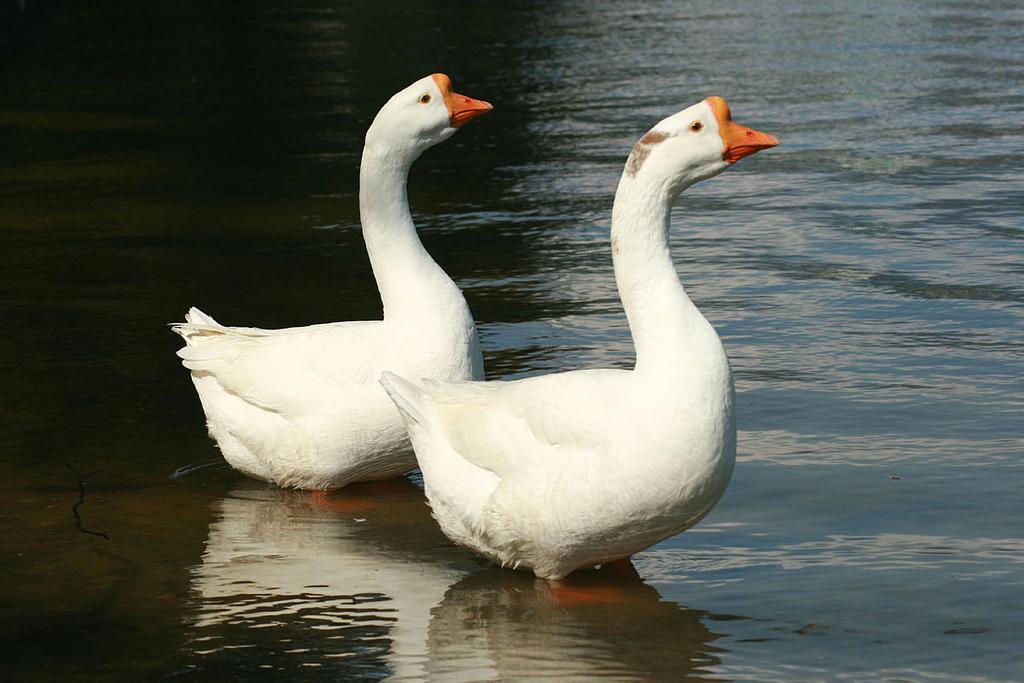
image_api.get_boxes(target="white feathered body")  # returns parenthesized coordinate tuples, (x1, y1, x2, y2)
(176, 302, 481, 491)
(382, 327, 734, 579)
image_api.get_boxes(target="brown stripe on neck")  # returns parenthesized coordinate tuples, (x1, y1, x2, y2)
(626, 131, 669, 177)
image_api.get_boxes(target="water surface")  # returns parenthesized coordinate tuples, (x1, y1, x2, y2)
(2, 1, 1022, 680)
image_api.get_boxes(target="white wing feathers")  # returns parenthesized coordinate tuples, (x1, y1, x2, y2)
(378, 371, 429, 426)
(173, 307, 383, 419)
(383, 369, 626, 480)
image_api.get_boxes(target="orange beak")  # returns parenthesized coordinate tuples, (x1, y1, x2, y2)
(706, 95, 779, 163)
(432, 73, 493, 128)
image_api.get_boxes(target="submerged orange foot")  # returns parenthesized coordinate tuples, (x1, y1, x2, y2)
(309, 489, 378, 514)
(309, 479, 415, 514)
(547, 582, 630, 606)
(545, 557, 637, 606)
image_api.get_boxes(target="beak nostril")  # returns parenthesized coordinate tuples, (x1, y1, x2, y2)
(746, 130, 754, 137)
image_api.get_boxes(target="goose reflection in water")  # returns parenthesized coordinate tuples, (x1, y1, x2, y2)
(185, 479, 729, 679)
(427, 564, 727, 681)
(186, 478, 478, 679)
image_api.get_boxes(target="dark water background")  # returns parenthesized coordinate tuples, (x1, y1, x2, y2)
(2, 1, 1022, 680)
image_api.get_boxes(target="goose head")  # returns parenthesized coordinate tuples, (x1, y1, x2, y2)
(624, 96, 778, 195)
(364, 73, 493, 160)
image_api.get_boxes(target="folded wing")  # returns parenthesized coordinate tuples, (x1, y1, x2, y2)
(173, 307, 383, 419)
(409, 369, 628, 480)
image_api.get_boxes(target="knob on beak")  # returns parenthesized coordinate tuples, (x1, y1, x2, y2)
(706, 95, 779, 163)
(432, 73, 493, 128)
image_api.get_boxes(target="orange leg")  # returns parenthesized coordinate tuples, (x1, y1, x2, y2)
(309, 488, 378, 514)
(545, 557, 637, 606)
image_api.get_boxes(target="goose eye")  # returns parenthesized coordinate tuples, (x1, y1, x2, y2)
(419, 93, 432, 105)
(689, 121, 703, 133)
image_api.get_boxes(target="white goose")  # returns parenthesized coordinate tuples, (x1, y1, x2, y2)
(173, 74, 492, 491)
(382, 96, 778, 580)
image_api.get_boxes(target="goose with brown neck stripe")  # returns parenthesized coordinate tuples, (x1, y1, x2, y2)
(172, 74, 491, 492)
(382, 96, 778, 580)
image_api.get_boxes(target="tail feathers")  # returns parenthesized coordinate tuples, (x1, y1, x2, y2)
(185, 307, 221, 327)
(379, 371, 429, 426)
(171, 307, 226, 344)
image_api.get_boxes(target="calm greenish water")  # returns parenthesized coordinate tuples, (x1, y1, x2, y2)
(2, 1, 1022, 680)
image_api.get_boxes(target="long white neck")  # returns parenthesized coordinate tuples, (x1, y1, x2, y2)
(611, 171, 729, 381)
(358, 142, 460, 320)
